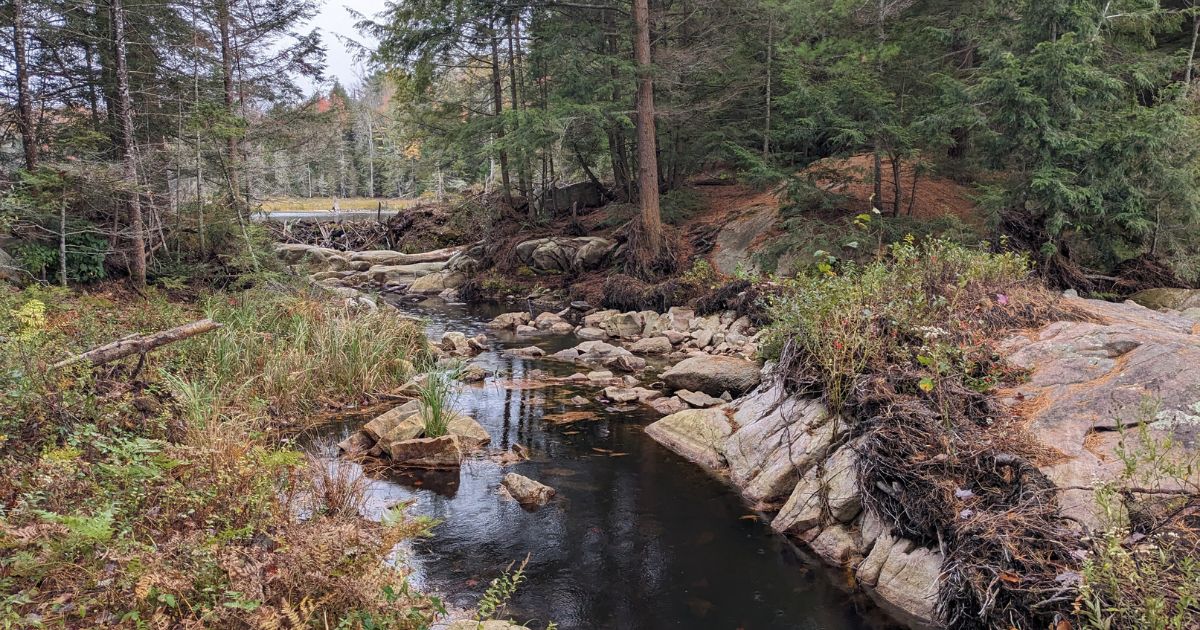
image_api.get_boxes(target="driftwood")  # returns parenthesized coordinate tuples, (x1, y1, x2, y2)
(52, 319, 222, 369)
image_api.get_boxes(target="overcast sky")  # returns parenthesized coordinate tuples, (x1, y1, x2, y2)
(302, 0, 391, 93)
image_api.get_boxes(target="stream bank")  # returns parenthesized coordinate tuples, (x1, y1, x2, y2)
(308, 300, 892, 630)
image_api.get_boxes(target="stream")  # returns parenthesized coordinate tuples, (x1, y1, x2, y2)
(307, 300, 892, 630)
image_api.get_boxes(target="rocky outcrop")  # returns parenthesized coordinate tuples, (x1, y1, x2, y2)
(999, 296, 1200, 529)
(513, 237, 615, 273)
(642, 294, 1200, 629)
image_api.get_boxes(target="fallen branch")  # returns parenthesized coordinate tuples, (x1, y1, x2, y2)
(52, 319, 222, 369)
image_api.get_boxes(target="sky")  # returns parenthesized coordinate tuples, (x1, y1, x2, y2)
(301, 0, 391, 92)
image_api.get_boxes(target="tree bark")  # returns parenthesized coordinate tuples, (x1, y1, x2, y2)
(13, 0, 38, 170)
(873, 147, 883, 213)
(59, 197, 68, 287)
(490, 20, 514, 209)
(53, 319, 222, 369)
(633, 0, 663, 256)
(111, 0, 146, 287)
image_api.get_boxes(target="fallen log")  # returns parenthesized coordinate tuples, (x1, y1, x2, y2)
(52, 319, 222, 369)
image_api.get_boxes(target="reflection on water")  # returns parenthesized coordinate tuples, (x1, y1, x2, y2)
(307, 300, 890, 630)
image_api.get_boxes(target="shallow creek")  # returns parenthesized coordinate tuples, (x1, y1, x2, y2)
(307, 301, 891, 629)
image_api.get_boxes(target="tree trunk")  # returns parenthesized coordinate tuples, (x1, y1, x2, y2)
(508, 14, 532, 203)
(763, 13, 773, 158)
(53, 319, 222, 369)
(1187, 3, 1199, 88)
(633, 0, 663, 256)
(111, 0, 146, 287)
(218, 0, 242, 211)
(13, 0, 38, 170)
(59, 197, 68, 287)
(891, 154, 902, 217)
(873, 146, 883, 213)
(490, 20, 514, 209)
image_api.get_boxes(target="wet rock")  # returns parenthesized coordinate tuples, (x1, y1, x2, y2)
(644, 408, 733, 471)
(661, 355, 762, 397)
(487, 311, 532, 330)
(650, 396, 690, 416)
(460, 365, 488, 383)
(630, 336, 673, 355)
(385, 435, 464, 469)
(502, 473, 556, 508)
(675, 389, 724, 408)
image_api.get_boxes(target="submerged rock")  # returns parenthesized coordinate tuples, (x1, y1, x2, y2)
(502, 472, 556, 508)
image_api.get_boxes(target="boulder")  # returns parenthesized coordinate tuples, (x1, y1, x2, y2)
(502, 473, 556, 508)
(650, 396, 690, 416)
(663, 330, 688, 345)
(488, 312, 532, 330)
(809, 524, 859, 566)
(583, 309, 619, 328)
(542, 180, 605, 213)
(602, 354, 646, 373)
(576, 327, 608, 340)
(586, 370, 614, 382)
(661, 355, 762, 397)
(630, 336, 673, 355)
(384, 435, 464, 469)
(514, 324, 539, 336)
(549, 322, 575, 335)
(441, 331, 473, 356)
(1128, 288, 1200, 311)
(602, 312, 644, 339)
(408, 270, 465, 294)
(644, 408, 733, 471)
(337, 431, 374, 458)
(507, 346, 545, 358)
(533, 311, 568, 330)
(772, 470, 823, 534)
(666, 307, 694, 332)
(362, 400, 423, 443)
(365, 262, 446, 285)
(445, 414, 492, 450)
(514, 236, 615, 273)
(675, 389, 724, 408)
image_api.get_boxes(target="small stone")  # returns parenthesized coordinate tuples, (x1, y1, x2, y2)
(604, 386, 640, 403)
(675, 389, 724, 408)
(586, 370, 614, 382)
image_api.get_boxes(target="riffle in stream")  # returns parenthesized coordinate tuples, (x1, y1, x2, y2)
(307, 301, 894, 629)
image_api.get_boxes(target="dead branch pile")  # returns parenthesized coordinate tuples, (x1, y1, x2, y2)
(851, 370, 1080, 629)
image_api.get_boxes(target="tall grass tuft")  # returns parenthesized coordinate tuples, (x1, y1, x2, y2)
(415, 364, 464, 438)
(176, 288, 428, 421)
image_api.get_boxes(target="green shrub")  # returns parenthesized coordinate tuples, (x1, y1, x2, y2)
(416, 365, 464, 438)
(763, 238, 1051, 409)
